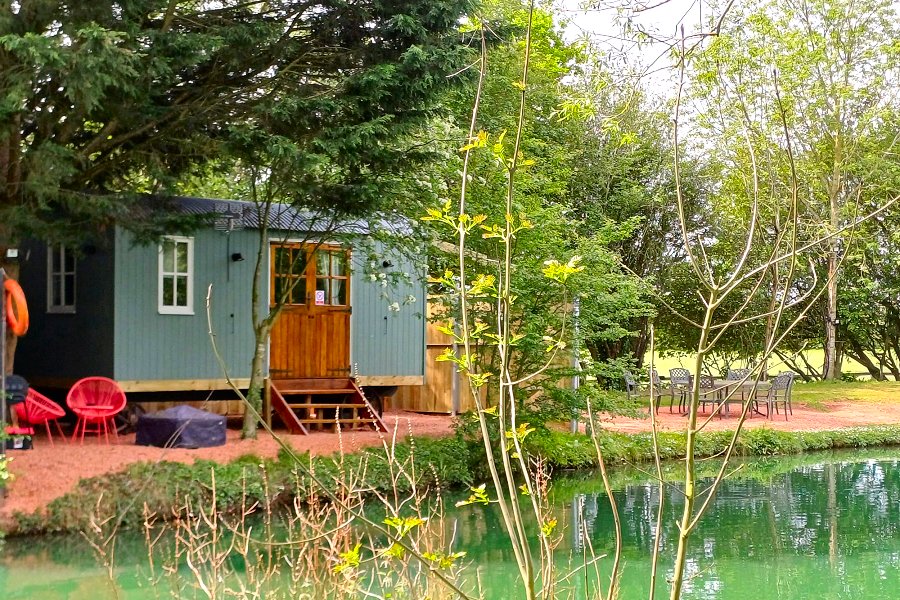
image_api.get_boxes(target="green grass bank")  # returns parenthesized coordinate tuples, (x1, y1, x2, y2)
(7, 424, 900, 536)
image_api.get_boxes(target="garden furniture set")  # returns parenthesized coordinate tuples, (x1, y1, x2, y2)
(10, 376, 127, 445)
(624, 367, 797, 420)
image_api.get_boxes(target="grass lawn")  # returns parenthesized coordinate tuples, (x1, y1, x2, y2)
(647, 349, 876, 378)
(622, 375, 900, 412)
(791, 380, 900, 410)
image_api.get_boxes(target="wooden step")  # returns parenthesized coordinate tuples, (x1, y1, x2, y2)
(268, 386, 309, 435)
(267, 377, 388, 435)
(279, 388, 352, 395)
(287, 402, 366, 409)
(300, 418, 374, 425)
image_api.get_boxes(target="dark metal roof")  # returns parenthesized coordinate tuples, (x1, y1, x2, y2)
(169, 196, 398, 235)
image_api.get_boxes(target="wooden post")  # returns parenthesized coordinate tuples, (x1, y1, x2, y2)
(263, 377, 272, 428)
(1, 268, 7, 485)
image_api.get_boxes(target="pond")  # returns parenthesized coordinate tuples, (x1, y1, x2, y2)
(1, 448, 899, 599)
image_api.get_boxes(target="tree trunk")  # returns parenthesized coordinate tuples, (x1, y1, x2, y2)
(762, 262, 780, 378)
(824, 255, 839, 380)
(843, 335, 884, 380)
(242, 337, 269, 439)
(823, 128, 843, 381)
(633, 316, 650, 368)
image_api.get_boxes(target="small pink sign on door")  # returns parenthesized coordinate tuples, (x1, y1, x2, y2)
(315, 290, 326, 305)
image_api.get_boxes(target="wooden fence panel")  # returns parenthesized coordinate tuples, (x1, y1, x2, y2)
(392, 302, 481, 414)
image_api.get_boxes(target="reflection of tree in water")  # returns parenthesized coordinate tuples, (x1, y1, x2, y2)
(561, 457, 900, 596)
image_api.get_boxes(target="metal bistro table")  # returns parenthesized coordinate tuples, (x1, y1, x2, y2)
(709, 379, 771, 417)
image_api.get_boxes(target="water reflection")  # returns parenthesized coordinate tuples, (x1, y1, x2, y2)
(558, 454, 900, 599)
(2, 450, 899, 599)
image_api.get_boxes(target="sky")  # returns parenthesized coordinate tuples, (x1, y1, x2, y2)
(556, 0, 713, 95)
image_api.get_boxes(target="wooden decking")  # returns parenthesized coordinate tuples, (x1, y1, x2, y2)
(268, 378, 388, 435)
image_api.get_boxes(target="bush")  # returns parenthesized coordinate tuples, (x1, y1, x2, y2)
(10, 425, 900, 535)
(10, 436, 474, 536)
(524, 425, 900, 469)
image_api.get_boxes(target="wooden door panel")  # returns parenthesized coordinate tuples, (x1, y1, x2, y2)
(270, 308, 303, 378)
(269, 243, 350, 380)
(311, 310, 351, 377)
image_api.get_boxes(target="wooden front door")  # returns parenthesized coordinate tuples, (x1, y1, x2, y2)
(269, 243, 351, 379)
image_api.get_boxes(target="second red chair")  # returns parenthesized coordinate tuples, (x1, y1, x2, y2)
(15, 388, 67, 445)
(67, 377, 127, 444)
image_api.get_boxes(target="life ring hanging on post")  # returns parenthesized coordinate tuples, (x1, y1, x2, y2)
(4, 279, 29, 337)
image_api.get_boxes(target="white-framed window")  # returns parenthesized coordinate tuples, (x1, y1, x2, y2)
(158, 236, 194, 315)
(47, 244, 76, 313)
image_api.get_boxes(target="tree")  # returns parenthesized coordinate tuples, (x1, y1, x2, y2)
(567, 90, 709, 367)
(836, 113, 900, 379)
(0, 0, 474, 262)
(424, 2, 653, 416)
(691, 0, 900, 379)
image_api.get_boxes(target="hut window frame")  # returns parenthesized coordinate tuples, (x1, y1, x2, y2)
(47, 244, 76, 314)
(158, 236, 194, 315)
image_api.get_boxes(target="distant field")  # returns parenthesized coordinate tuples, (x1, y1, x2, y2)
(645, 349, 877, 379)
(790, 380, 900, 408)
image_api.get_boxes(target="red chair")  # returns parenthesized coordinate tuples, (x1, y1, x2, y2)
(67, 377, 127, 444)
(15, 388, 67, 445)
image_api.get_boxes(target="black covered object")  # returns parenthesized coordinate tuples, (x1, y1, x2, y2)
(135, 405, 226, 449)
(4, 374, 28, 406)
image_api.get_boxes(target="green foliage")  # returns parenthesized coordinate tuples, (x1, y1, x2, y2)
(0, 454, 12, 488)
(739, 429, 804, 456)
(523, 425, 900, 470)
(422, 0, 653, 429)
(10, 436, 471, 535)
(9, 424, 900, 535)
(683, 0, 900, 377)
(0, 0, 475, 244)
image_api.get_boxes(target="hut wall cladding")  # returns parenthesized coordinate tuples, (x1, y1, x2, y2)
(113, 227, 258, 381)
(139, 398, 246, 417)
(16, 238, 117, 380)
(350, 246, 427, 378)
(392, 301, 480, 414)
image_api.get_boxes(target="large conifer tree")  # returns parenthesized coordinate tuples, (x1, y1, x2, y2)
(0, 0, 473, 243)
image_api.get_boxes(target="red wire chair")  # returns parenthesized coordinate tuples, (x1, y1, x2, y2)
(67, 377, 127, 444)
(15, 388, 67, 445)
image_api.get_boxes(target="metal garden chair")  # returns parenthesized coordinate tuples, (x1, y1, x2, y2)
(760, 372, 796, 420)
(668, 368, 692, 413)
(696, 375, 723, 416)
(623, 370, 640, 402)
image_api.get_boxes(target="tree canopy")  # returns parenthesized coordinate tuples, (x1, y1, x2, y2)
(0, 0, 474, 244)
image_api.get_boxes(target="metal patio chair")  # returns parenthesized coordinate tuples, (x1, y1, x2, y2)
(760, 372, 796, 420)
(668, 368, 692, 413)
(696, 375, 723, 416)
(624, 370, 640, 402)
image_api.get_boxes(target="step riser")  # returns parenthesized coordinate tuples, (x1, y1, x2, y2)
(269, 377, 387, 435)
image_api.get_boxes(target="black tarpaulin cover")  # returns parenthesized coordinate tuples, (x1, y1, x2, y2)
(135, 405, 226, 449)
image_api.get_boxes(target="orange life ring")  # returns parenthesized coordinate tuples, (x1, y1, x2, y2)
(4, 279, 29, 336)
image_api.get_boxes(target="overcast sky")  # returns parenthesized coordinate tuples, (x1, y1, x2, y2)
(557, 0, 712, 94)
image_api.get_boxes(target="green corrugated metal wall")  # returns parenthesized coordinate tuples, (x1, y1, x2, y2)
(111, 228, 425, 381)
(113, 227, 257, 381)
(349, 245, 426, 378)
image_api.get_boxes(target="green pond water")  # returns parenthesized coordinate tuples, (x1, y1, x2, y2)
(2, 448, 899, 599)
